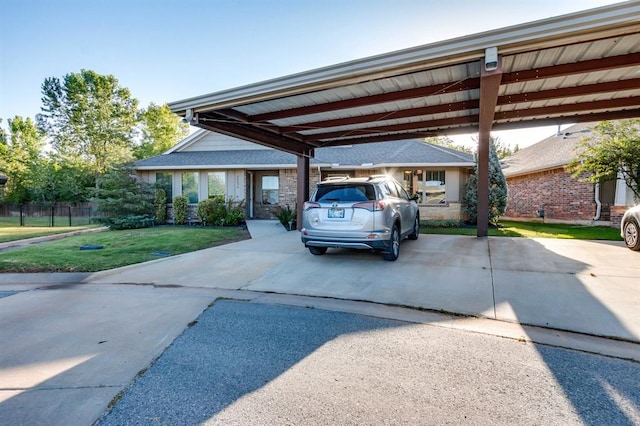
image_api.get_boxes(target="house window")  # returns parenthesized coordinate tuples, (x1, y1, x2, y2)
(181, 172, 199, 203)
(208, 172, 226, 198)
(404, 170, 446, 204)
(261, 176, 279, 204)
(155, 173, 173, 200)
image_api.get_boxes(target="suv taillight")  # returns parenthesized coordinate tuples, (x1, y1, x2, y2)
(353, 201, 385, 211)
(303, 202, 321, 210)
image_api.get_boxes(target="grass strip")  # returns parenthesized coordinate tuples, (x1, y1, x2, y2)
(420, 220, 621, 240)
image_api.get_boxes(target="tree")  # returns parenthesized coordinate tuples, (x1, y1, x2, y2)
(0, 119, 8, 200)
(426, 136, 518, 159)
(134, 103, 189, 159)
(94, 164, 155, 216)
(493, 137, 519, 159)
(463, 137, 508, 225)
(0, 119, 8, 172)
(93, 163, 156, 229)
(29, 155, 95, 205)
(424, 136, 474, 154)
(1, 116, 45, 203)
(0, 118, 7, 145)
(569, 119, 640, 202)
(37, 69, 139, 175)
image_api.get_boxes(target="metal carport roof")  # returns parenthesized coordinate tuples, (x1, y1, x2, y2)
(168, 1, 640, 236)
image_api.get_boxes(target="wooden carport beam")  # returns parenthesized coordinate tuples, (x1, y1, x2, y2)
(195, 112, 314, 155)
(477, 52, 502, 238)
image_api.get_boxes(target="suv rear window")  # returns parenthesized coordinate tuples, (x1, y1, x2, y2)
(315, 184, 376, 202)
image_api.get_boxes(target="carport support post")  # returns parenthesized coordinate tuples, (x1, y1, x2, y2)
(477, 138, 489, 238)
(296, 150, 311, 230)
(477, 52, 502, 238)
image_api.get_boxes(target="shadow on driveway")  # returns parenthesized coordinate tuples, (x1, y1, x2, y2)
(98, 301, 404, 424)
(96, 301, 640, 425)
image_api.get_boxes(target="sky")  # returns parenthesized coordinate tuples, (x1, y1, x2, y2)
(0, 0, 621, 149)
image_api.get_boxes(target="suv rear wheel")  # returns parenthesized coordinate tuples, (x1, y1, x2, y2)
(309, 246, 328, 255)
(383, 224, 401, 261)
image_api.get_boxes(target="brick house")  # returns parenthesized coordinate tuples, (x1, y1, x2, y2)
(134, 129, 475, 221)
(502, 122, 635, 227)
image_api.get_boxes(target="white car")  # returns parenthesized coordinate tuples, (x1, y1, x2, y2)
(620, 205, 640, 251)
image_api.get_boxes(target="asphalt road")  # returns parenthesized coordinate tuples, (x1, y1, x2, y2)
(98, 301, 640, 425)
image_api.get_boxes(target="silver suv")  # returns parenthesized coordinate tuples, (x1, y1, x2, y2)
(301, 175, 420, 261)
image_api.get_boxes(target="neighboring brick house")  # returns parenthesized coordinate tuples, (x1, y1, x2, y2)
(502, 122, 634, 227)
(134, 129, 475, 221)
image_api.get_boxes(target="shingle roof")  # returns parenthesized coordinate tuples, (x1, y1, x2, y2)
(315, 139, 473, 165)
(134, 139, 474, 169)
(135, 149, 296, 168)
(502, 122, 597, 177)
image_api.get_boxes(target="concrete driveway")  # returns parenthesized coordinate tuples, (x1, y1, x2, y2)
(1, 221, 639, 424)
(88, 223, 640, 343)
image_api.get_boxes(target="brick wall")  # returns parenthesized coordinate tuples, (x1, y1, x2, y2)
(419, 203, 463, 221)
(610, 205, 627, 229)
(505, 168, 597, 221)
(278, 168, 321, 209)
(252, 200, 281, 219)
(279, 169, 298, 210)
(253, 169, 321, 219)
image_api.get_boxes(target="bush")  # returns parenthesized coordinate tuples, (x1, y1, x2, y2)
(196, 196, 224, 226)
(422, 219, 461, 228)
(224, 199, 245, 226)
(196, 199, 212, 224)
(95, 214, 155, 230)
(276, 205, 295, 229)
(154, 188, 167, 224)
(173, 195, 189, 225)
(195, 197, 245, 226)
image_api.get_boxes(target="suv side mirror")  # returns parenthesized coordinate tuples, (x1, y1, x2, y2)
(411, 193, 420, 202)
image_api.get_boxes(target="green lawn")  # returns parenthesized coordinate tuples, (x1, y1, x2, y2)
(0, 226, 249, 273)
(420, 220, 622, 240)
(0, 223, 101, 243)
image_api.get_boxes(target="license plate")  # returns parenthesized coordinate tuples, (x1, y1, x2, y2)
(328, 208, 345, 218)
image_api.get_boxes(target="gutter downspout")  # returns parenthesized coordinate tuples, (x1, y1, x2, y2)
(593, 182, 601, 221)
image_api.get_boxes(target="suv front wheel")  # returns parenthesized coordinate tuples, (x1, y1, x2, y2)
(623, 219, 640, 251)
(383, 224, 401, 261)
(408, 214, 420, 240)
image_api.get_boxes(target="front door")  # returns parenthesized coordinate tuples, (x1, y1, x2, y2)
(252, 171, 280, 219)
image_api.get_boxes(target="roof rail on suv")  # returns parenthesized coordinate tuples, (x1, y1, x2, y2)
(367, 174, 390, 181)
(323, 176, 350, 182)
